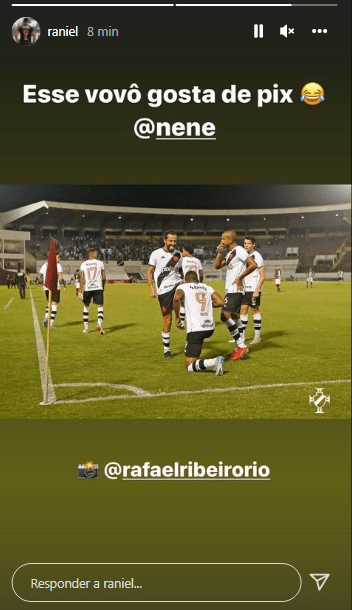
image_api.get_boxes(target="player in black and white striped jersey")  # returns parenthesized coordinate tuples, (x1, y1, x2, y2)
(147, 231, 183, 359)
(240, 236, 266, 345)
(38, 253, 65, 328)
(173, 271, 225, 375)
(215, 230, 257, 361)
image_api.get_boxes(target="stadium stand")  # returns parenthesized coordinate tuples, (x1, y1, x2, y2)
(295, 236, 347, 272)
(338, 249, 351, 272)
(0, 200, 350, 282)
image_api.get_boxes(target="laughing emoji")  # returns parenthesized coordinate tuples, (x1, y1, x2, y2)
(300, 82, 325, 106)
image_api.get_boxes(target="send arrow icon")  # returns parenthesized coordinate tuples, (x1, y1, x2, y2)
(310, 574, 330, 591)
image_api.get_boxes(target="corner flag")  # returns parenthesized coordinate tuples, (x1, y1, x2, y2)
(45, 238, 58, 295)
(40, 237, 58, 406)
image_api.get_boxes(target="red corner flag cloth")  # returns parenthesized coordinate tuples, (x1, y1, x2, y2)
(45, 238, 58, 295)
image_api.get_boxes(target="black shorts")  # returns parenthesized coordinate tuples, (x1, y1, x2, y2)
(242, 292, 261, 307)
(83, 289, 104, 306)
(184, 329, 214, 358)
(222, 292, 244, 315)
(158, 285, 179, 317)
(45, 289, 60, 303)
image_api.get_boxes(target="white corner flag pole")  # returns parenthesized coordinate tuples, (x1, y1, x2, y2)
(41, 289, 54, 405)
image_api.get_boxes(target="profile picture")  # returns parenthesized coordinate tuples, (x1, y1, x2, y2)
(12, 17, 41, 46)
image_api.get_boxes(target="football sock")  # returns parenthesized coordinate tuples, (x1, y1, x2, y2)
(83, 306, 89, 328)
(44, 306, 49, 321)
(179, 307, 185, 324)
(97, 307, 104, 328)
(235, 317, 245, 340)
(240, 314, 248, 339)
(50, 304, 57, 326)
(203, 358, 216, 369)
(162, 332, 170, 353)
(253, 313, 262, 337)
(187, 358, 216, 372)
(224, 319, 246, 347)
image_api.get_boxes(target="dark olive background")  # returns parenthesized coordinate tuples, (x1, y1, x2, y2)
(1, 420, 351, 608)
(1, 2, 350, 184)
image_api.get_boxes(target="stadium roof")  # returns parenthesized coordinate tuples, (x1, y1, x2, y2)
(0, 199, 350, 227)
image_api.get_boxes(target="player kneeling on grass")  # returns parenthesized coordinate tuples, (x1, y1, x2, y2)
(173, 270, 225, 375)
(78, 248, 106, 335)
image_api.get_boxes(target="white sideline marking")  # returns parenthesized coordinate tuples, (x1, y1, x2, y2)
(55, 383, 152, 397)
(3, 298, 14, 310)
(53, 379, 350, 405)
(30, 290, 56, 404)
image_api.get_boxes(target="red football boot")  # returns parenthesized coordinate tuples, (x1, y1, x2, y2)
(230, 346, 249, 361)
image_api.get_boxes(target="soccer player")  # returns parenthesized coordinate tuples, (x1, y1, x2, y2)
(215, 230, 257, 361)
(74, 269, 81, 296)
(306, 268, 315, 288)
(173, 270, 225, 375)
(179, 245, 204, 327)
(147, 231, 183, 359)
(38, 253, 65, 328)
(15, 18, 36, 46)
(16, 268, 27, 299)
(337, 269, 344, 283)
(274, 267, 282, 292)
(239, 236, 266, 344)
(181, 246, 204, 282)
(79, 248, 106, 335)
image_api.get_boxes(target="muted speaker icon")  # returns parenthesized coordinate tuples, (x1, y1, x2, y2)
(280, 25, 294, 37)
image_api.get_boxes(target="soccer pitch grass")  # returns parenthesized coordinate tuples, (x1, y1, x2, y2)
(0, 281, 350, 419)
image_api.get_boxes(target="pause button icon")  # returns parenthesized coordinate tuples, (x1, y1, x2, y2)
(254, 24, 264, 38)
